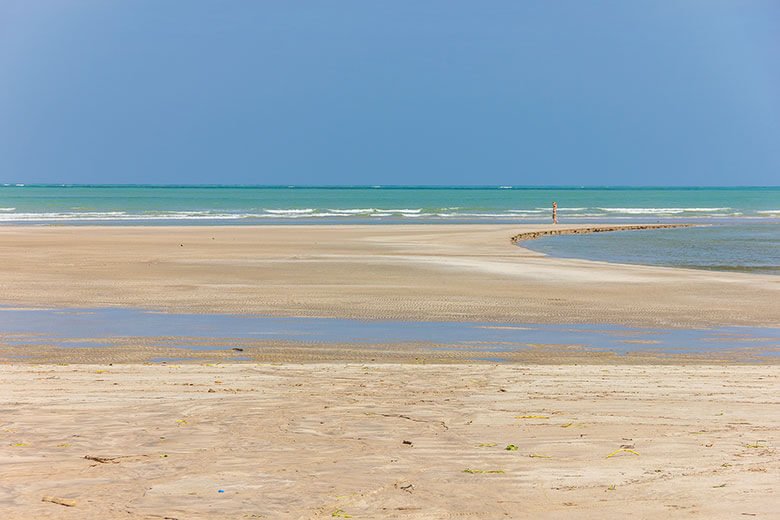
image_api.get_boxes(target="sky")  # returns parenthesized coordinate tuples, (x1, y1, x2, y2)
(0, 1, 778, 186)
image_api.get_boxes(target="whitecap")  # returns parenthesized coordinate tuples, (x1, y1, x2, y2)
(264, 208, 315, 214)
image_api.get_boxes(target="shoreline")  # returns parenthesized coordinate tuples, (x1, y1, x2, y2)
(512, 222, 780, 277)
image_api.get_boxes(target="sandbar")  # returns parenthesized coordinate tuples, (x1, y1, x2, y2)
(0, 224, 777, 327)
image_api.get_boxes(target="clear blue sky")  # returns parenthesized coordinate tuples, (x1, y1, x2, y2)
(1, 1, 778, 185)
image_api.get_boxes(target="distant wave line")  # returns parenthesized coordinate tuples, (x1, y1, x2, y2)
(597, 207, 732, 214)
(0, 207, 772, 222)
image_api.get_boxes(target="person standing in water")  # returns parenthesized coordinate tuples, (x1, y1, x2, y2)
(552, 201, 558, 224)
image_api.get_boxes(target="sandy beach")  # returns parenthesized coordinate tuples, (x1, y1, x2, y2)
(0, 224, 777, 327)
(1, 363, 777, 519)
(1, 224, 778, 518)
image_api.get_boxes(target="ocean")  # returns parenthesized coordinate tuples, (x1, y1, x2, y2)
(2, 185, 778, 274)
(0, 185, 778, 223)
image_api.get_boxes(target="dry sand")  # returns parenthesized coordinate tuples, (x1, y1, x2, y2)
(1, 363, 777, 519)
(0, 224, 778, 327)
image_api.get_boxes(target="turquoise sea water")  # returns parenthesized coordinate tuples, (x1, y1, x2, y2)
(0, 185, 778, 223)
(1, 185, 778, 273)
(523, 223, 780, 275)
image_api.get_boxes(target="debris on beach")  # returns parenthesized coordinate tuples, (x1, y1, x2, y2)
(398, 483, 414, 493)
(42, 496, 76, 507)
(505, 444, 519, 451)
(606, 448, 640, 458)
(516, 415, 549, 419)
(84, 454, 150, 464)
(84, 455, 119, 464)
(463, 469, 505, 474)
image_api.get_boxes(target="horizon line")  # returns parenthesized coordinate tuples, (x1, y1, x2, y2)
(2, 184, 779, 189)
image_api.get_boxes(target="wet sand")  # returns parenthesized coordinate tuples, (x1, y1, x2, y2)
(0, 224, 778, 327)
(0, 337, 777, 365)
(1, 363, 777, 519)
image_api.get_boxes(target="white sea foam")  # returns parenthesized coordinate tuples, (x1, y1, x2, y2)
(264, 208, 315, 214)
(0, 211, 254, 221)
(566, 213, 609, 217)
(317, 208, 425, 215)
(324, 208, 378, 214)
(0, 205, 765, 222)
(597, 207, 731, 214)
(435, 212, 531, 218)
